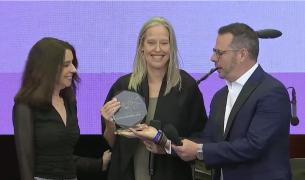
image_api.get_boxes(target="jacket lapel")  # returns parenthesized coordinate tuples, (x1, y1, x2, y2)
(223, 66, 265, 139)
(214, 88, 228, 135)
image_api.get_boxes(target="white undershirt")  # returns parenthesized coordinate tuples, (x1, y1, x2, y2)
(223, 63, 258, 131)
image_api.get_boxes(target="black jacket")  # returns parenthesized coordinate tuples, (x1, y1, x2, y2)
(102, 70, 208, 180)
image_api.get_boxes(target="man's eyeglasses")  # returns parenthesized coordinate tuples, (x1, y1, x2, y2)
(212, 48, 240, 57)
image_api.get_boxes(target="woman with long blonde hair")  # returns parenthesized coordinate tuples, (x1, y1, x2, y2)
(101, 17, 207, 180)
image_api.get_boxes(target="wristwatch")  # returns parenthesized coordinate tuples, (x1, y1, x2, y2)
(196, 144, 204, 160)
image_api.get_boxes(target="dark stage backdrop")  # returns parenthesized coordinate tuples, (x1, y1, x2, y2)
(1, 135, 304, 180)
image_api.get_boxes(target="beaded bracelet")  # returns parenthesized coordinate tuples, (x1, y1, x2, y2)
(158, 133, 168, 149)
(152, 130, 162, 143)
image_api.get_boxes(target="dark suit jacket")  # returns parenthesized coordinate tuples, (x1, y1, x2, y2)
(103, 70, 207, 180)
(201, 66, 292, 180)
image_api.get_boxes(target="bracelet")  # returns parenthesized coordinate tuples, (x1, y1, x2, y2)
(152, 130, 162, 143)
(158, 133, 168, 149)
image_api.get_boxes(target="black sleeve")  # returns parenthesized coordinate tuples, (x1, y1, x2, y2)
(188, 82, 208, 139)
(12, 103, 35, 180)
(72, 100, 105, 174)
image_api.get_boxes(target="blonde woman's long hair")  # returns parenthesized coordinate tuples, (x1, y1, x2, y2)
(128, 17, 181, 95)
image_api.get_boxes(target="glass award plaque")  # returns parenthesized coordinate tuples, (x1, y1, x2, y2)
(113, 90, 147, 128)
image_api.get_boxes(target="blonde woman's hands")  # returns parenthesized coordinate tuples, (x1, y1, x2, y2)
(101, 98, 120, 147)
(129, 125, 158, 141)
(116, 124, 166, 154)
(115, 124, 148, 138)
(100, 98, 120, 122)
(116, 124, 158, 141)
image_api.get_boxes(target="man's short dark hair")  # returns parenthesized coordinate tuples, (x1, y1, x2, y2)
(219, 23, 259, 60)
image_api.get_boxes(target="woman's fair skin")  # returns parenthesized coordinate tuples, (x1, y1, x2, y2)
(144, 25, 170, 98)
(211, 33, 253, 82)
(52, 49, 77, 126)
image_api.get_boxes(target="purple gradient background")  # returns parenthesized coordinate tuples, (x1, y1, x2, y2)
(0, 1, 304, 134)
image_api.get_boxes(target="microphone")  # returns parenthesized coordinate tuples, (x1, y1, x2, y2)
(148, 120, 161, 176)
(256, 29, 282, 39)
(196, 67, 219, 85)
(287, 87, 299, 126)
(150, 120, 161, 130)
(163, 124, 182, 146)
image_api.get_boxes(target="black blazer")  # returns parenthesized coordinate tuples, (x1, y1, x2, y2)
(102, 70, 208, 180)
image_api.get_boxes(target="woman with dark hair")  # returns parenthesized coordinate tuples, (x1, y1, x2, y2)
(100, 17, 207, 180)
(13, 37, 110, 180)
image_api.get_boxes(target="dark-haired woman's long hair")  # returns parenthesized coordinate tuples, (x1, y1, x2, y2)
(14, 37, 80, 107)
